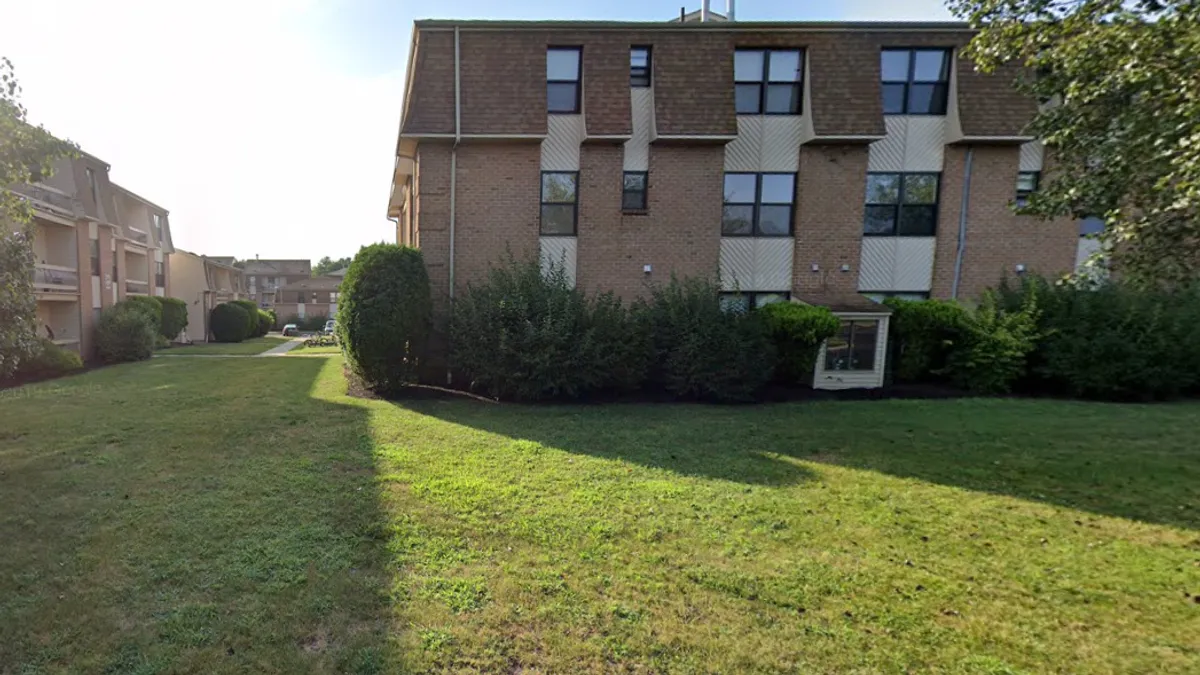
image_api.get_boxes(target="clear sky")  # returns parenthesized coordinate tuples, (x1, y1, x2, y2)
(0, 0, 951, 262)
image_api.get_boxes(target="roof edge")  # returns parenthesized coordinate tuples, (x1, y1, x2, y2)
(413, 19, 973, 32)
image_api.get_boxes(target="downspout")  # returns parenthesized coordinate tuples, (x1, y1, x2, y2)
(450, 26, 461, 300)
(951, 146, 974, 300)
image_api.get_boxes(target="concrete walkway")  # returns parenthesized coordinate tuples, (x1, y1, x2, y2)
(259, 339, 303, 357)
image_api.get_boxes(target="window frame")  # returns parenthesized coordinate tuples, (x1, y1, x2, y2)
(540, 170, 580, 236)
(880, 48, 951, 115)
(630, 46, 651, 88)
(1015, 170, 1040, 207)
(734, 48, 804, 116)
(722, 172, 797, 237)
(863, 172, 941, 237)
(823, 319, 880, 372)
(622, 171, 648, 212)
(719, 291, 791, 313)
(155, 261, 165, 288)
(89, 239, 101, 276)
(547, 46, 583, 114)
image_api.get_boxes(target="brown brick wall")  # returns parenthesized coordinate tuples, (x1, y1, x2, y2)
(793, 145, 868, 294)
(576, 144, 723, 299)
(453, 142, 542, 289)
(401, 31, 455, 135)
(807, 32, 887, 137)
(932, 146, 1077, 300)
(651, 32, 737, 136)
(956, 61, 1036, 138)
(460, 32, 546, 135)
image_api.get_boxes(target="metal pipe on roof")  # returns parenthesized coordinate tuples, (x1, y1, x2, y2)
(701, 0, 710, 21)
(727, 0, 735, 21)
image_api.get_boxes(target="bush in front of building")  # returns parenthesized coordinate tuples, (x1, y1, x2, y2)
(123, 295, 163, 327)
(996, 276, 1200, 400)
(759, 301, 841, 385)
(14, 338, 83, 378)
(884, 298, 973, 382)
(338, 244, 432, 393)
(256, 310, 273, 337)
(450, 257, 649, 401)
(210, 302, 251, 343)
(159, 297, 189, 341)
(942, 292, 1041, 394)
(230, 299, 261, 337)
(637, 276, 776, 403)
(95, 304, 157, 363)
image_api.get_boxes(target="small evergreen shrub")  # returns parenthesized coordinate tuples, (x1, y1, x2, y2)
(760, 302, 841, 384)
(450, 257, 649, 400)
(95, 304, 156, 363)
(210, 302, 250, 343)
(338, 244, 432, 393)
(943, 293, 1040, 394)
(638, 276, 775, 402)
(256, 310, 273, 337)
(884, 298, 972, 382)
(159, 297, 189, 340)
(122, 296, 163, 327)
(231, 299, 261, 337)
(16, 338, 83, 377)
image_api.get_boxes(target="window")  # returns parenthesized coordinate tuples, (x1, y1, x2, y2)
(622, 172, 648, 211)
(540, 171, 579, 235)
(881, 49, 951, 114)
(863, 172, 940, 236)
(863, 291, 929, 303)
(85, 168, 100, 207)
(719, 291, 790, 313)
(722, 173, 795, 236)
(630, 47, 651, 87)
(734, 49, 802, 115)
(547, 47, 582, 113)
(153, 213, 164, 241)
(1015, 171, 1039, 206)
(155, 262, 165, 288)
(824, 320, 878, 371)
(89, 239, 100, 276)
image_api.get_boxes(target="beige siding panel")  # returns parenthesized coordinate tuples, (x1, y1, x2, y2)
(540, 236, 577, 287)
(857, 237, 895, 291)
(719, 237, 756, 291)
(760, 117, 803, 172)
(88, 221, 98, 239)
(90, 276, 101, 308)
(624, 88, 654, 171)
(724, 116, 762, 172)
(1019, 141, 1045, 172)
(893, 237, 936, 291)
(903, 117, 946, 172)
(813, 314, 890, 390)
(541, 115, 584, 171)
(868, 117, 906, 172)
(755, 238, 795, 290)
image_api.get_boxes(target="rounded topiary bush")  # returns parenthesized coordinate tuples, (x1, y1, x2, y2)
(760, 301, 841, 384)
(123, 295, 163, 328)
(337, 244, 431, 393)
(210, 302, 250, 343)
(231, 299, 261, 337)
(95, 305, 157, 363)
(256, 310, 273, 337)
(159, 297, 189, 340)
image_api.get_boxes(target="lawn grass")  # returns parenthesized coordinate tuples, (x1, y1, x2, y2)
(2, 358, 1198, 673)
(288, 342, 342, 355)
(162, 336, 290, 355)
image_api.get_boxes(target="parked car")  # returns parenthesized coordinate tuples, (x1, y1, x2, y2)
(323, 320, 336, 335)
(282, 323, 300, 336)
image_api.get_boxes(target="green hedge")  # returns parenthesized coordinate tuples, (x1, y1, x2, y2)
(760, 302, 841, 384)
(159, 297, 189, 340)
(256, 310, 273, 337)
(231, 299, 262, 337)
(15, 338, 83, 378)
(338, 244, 432, 393)
(123, 295, 162, 327)
(210, 302, 250, 343)
(884, 298, 972, 382)
(450, 257, 648, 400)
(95, 304, 157, 364)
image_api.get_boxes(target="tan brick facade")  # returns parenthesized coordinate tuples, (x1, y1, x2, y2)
(794, 145, 869, 294)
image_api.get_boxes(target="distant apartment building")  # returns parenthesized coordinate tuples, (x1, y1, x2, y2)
(242, 259, 311, 309)
(17, 152, 174, 357)
(167, 251, 246, 342)
(272, 275, 342, 326)
(386, 16, 1086, 313)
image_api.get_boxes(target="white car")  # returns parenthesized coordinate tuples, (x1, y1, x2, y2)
(323, 320, 337, 335)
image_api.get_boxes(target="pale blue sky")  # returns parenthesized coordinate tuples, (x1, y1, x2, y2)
(0, 1, 951, 261)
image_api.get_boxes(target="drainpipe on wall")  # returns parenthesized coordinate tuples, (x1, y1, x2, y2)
(951, 145, 974, 300)
(449, 25, 461, 300)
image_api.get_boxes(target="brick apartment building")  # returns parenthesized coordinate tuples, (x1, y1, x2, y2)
(243, 259, 312, 310)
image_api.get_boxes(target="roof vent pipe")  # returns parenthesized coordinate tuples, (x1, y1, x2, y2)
(701, 0, 710, 21)
(727, 0, 735, 21)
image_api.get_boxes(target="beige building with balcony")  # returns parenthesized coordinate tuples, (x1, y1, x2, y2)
(243, 259, 312, 310)
(19, 152, 174, 357)
(167, 251, 246, 342)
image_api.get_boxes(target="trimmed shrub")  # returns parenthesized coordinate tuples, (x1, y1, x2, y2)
(231, 299, 261, 337)
(256, 310, 273, 337)
(95, 304, 156, 363)
(996, 276, 1200, 399)
(338, 244, 432, 393)
(638, 276, 775, 402)
(159, 297, 189, 340)
(123, 295, 163, 327)
(210, 302, 251, 343)
(943, 293, 1040, 394)
(16, 338, 83, 378)
(884, 298, 972, 382)
(760, 302, 841, 384)
(450, 257, 649, 400)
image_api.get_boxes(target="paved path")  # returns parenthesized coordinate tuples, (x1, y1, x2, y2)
(259, 339, 303, 357)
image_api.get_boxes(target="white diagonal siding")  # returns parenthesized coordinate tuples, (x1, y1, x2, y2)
(755, 238, 794, 290)
(540, 236, 577, 287)
(867, 117, 906, 172)
(857, 238, 895, 291)
(903, 118, 946, 172)
(719, 238, 756, 290)
(1019, 141, 1044, 172)
(893, 238, 936, 291)
(723, 117, 762, 172)
(624, 88, 654, 171)
(761, 117, 803, 172)
(541, 115, 584, 171)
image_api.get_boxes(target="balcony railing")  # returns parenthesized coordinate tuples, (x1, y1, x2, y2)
(13, 184, 82, 218)
(32, 264, 80, 294)
(126, 228, 150, 246)
(126, 278, 149, 295)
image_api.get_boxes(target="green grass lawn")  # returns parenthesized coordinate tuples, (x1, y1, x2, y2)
(287, 342, 342, 354)
(162, 336, 291, 355)
(1, 358, 1197, 673)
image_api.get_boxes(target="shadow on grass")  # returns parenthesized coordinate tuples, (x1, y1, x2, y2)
(402, 397, 1200, 530)
(0, 357, 395, 673)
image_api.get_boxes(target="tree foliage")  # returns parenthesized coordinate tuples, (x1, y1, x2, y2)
(313, 256, 351, 276)
(949, 0, 1200, 286)
(1, 58, 76, 377)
